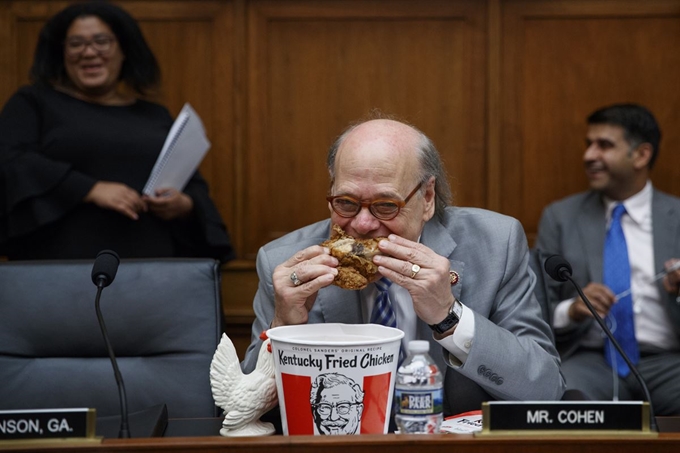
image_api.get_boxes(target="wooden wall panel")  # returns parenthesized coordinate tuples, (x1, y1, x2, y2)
(244, 0, 486, 258)
(0, 2, 68, 106)
(498, 0, 680, 243)
(124, 1, 236, 241)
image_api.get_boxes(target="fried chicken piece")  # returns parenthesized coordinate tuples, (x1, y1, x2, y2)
(321, 224, 386, 290)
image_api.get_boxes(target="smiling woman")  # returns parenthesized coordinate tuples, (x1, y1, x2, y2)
(0, 1, 234, 261)
(62, 17, 126, 102)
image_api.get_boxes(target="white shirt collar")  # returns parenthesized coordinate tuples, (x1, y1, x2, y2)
(604, 180, 652, 225)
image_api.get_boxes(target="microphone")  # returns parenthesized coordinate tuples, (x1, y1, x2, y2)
(91, 250, 130, 438)
(92, 250, 120, 288)
(544, 254, 657, 431)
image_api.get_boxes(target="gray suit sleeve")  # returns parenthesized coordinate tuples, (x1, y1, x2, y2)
(241, 246, 277, 373)
(455, 219, 566, 401)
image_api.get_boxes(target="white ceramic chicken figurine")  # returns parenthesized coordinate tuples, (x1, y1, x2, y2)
(210, 332, 278, 436)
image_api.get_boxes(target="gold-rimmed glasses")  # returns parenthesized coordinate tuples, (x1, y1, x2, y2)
(326, 182, 422, 221)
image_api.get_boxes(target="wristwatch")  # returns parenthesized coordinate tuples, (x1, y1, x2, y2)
(429, 298, 463, 334)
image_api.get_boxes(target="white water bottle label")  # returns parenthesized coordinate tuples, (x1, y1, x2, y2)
(395, 388, 444, 415)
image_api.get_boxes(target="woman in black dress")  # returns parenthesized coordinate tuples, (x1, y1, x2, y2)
(0, 1, 234, 261)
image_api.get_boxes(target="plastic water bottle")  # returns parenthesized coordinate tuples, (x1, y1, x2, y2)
(394, 340, 443, 433)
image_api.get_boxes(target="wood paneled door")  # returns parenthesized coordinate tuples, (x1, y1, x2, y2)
(496, 0, 680, 242)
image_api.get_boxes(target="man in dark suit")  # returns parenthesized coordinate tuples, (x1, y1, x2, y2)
(242, 115, 565, 415)
(536, 104, 680, 414)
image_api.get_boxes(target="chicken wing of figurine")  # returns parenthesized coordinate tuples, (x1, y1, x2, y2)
(210, 332, 278, 436)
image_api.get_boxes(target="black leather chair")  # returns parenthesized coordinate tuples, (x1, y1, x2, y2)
(0, 258, 223, 420)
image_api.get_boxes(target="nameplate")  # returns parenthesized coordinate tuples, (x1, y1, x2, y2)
(478, 401, 654, 436)
(0, 408, 96, 440)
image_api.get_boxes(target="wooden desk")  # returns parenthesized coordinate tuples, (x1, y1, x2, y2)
(3, 417, 679, 453)
(3, 432, 680, 453)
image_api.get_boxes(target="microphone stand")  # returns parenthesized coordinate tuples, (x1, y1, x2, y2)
(561, 270, 658, 432)
(94, 281, 130, 438)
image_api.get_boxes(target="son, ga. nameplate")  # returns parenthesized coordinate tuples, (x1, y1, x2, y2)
(0, 408, 96, 440)
(477, 401, 656, 436)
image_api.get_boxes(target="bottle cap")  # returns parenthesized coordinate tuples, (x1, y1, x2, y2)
(407, 340, 429, 353)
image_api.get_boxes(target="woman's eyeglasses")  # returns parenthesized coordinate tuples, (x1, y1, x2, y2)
(64, 34, 116, 57)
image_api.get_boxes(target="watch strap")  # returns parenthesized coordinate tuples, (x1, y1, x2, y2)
(429, 298, 462, 334)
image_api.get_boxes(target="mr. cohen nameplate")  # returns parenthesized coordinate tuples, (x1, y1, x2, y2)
(478, 401, 655, 436)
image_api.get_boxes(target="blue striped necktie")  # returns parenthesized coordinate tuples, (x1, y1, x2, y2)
(370, 278, 396, 328)
(370, 277, 405, 364)
(603, 203, 639, 377)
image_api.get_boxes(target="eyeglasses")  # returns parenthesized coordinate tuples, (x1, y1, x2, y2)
(64, 34, 116, 57)
(313, 402, 360, 417)
(326, 182, 422, 221)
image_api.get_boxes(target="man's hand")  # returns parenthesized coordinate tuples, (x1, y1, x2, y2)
(373, 234, 454, 327)
(568, 282, 615, 322)
(271, 246, 338, 328)
(84, 181, 147, 220)
(143, 188, 194, 220)
(662, 258, 680, 295)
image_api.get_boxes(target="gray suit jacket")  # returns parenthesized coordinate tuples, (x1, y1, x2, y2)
(243, 207, 565, 414)
(535, 188, 680, 358)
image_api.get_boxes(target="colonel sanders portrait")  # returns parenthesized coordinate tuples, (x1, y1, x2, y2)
(310, 373, 364, 435)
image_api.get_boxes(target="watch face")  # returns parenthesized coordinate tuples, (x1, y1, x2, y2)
(452, 300, 463, 319)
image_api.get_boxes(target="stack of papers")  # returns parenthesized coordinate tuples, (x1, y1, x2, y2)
(143, 103, 210, 196)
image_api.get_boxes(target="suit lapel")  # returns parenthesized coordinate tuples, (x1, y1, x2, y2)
(577, 193, 606, 283)
(650, 189, 680, 337)
(421, 219, 462, 297)
(652, 189, 680, 274)
(652, 190, 680, 300)
(419, 218, 462, 370)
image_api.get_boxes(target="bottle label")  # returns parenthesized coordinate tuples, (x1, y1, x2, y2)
(395, 388, 444, 415)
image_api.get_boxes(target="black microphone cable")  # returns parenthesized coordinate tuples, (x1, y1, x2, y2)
(92, 250, 130, 438)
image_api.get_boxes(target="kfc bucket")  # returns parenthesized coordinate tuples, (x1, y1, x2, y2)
(266, 323, 404, 435)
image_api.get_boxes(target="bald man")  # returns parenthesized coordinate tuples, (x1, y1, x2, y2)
(242, 117, 565, 415)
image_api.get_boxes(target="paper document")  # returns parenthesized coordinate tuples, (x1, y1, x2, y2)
(440, 410, 482, 434)
(143, 103, 210, 195)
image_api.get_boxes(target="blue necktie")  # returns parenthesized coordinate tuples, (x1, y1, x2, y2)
(370, 278, 405, 363)
(370, 278, 396, 328)
(603, 204, 639, 377)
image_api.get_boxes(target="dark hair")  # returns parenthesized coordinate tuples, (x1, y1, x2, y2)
(30, 0, 160, 95)
(326, 112, 453, 220)
(587, 103, 661, 169)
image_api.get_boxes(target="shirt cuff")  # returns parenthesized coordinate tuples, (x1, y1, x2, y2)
(553, 298, 576, 329)
(435, 303, 475, 368)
